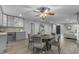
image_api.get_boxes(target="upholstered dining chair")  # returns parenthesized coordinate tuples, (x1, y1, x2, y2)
(32, 35, 46, 54)
(51, 35, 61, 54)
(28, 34, 33, 49)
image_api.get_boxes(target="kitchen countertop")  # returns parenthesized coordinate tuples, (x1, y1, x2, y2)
(0, 32, 26, 35)
(0, 32, 7, 35)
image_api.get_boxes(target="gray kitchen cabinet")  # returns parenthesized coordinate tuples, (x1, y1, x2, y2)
(16, 32, 26, 40)
(0, 33, 7, 53)
(0, 6, 3, 26)
(7, 32, 16, 41)
(0, 14, 3, 26)
(7, 16, 14, 26)
(14, 17, 23, 27)
(3, 14, 7, 26)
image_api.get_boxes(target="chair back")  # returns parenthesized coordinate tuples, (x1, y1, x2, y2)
(32, 35, 42, 44)
(28, 34, 32, 41)
(28, 34, 31, 39)
(58, 35, 60, 43)
(51, 33, 55, 35)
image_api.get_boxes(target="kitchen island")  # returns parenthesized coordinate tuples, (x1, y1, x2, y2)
(0, 32, 26, 53)
(0, 33, 7, 53)
(16, 32, 26, 40)
(7, 32, 26, 41)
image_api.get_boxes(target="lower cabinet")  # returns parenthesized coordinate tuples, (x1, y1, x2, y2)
(7, 32, 26, 41)
(16, 32, 26, 40)
(7, 32, 16, 41)
(0, 34, 7, 53)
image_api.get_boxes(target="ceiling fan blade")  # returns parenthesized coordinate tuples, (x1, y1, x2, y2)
(46, 13, 54, 16)
(33, 10, 40, 12)
(44, 9, 48, 13)
(34, 14, 40, 17)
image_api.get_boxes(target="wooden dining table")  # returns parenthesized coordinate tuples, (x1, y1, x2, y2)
(41, 35, 55, 51)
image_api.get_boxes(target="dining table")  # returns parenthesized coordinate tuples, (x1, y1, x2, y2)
(41, 35, 55, 51)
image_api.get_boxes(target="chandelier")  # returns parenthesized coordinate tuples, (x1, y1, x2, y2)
(34, 6, 54, 20)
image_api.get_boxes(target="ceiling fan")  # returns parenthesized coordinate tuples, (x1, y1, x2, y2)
(33, 6, 55, 19)
(23, 6, 55, 19)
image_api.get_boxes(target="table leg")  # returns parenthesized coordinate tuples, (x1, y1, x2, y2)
(46, 40, 51, 51)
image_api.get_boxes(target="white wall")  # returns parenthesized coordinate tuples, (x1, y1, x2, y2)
(52, 24, 56, 33)
(24, 20, 31, 38)
(44, 24, 51, 34)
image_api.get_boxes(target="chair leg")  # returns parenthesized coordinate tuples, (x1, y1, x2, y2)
(28, 42, 31, 48)
(58, 44, 61, 54)
(40, 49, 43, 54)
(45, 48, 48, 54)
(28, 43, 29, 48)
(33, 47, 34, 54)
(33, 47, 37, 54)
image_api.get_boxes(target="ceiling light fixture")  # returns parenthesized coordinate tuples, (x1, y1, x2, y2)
(34, 6, 54, 20)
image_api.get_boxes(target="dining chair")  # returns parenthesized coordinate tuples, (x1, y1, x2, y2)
(32, 35, 46, 54)
(51, 35, 61, 54)
(28, 34, 33, 49)
(51, 33, 56, 42)
(51, 33, 55, 36)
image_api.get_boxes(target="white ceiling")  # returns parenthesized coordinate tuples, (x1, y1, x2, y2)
(1, 5, 79, 23)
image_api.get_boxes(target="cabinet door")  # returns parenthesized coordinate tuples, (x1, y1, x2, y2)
(0, 6, 2, 26)
(14, 17, 19, 27)
(14, 17, 23, 27)
(18, 18, 23, 27)
(8, 16, 14, 26)
(0, 35, 7, 53)
(3, 15, 7, 26)
(0, 14, 2, 26)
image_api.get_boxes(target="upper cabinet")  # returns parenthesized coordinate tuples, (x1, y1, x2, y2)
(14, 17, 23, 27)
(3, 14, 7, 26)
(0, 6, 24, 27)
(0, 11, 24, 27)
(0, 13, 2, 26)
(7, 16, 24, 27)
(0, 6, 3, 26)
(7, 16, 14, 26)
(1, 14, 24, 27)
